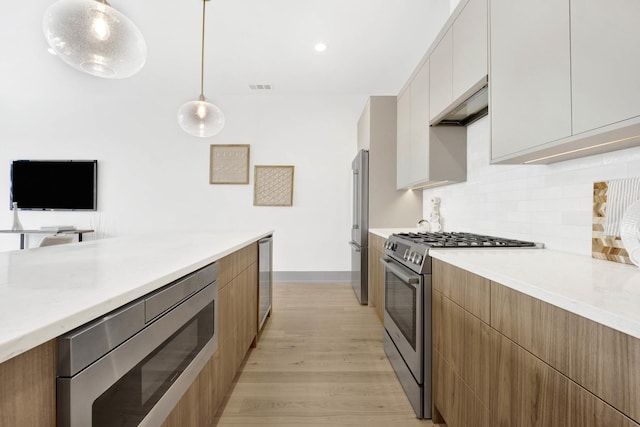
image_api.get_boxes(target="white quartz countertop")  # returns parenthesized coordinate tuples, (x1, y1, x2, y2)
(430, 248, 640, 340)
(0, 230, 273, 364)
(369, 228, 420, 239)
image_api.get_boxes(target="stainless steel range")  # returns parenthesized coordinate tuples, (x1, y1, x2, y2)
(381, 232, 539, 419)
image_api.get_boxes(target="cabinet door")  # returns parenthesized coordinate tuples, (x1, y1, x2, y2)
(396, 88, 411, 189)
(491, 330, 570, 427)
(367, 233, 385, 324)
(0, 341, 55, 427)
(452, 0, 488, 101)
(491, 330, 640, 427)
(410, 61, 430, 184)
(429, 28, 453, 122)
(433, 289, 490, 427)
(570, 0, 640, 134)
(489, 0, 571, 161)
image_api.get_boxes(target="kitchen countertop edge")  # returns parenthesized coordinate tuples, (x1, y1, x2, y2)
(0, 230, 273, 364)
(430, 248, 640, 340)
(369, 228, 419, 239)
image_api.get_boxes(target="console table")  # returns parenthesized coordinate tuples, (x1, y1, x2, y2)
(0, 229, 94, 249)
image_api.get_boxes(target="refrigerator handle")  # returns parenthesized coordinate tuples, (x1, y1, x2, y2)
(352, 169, 359, 229)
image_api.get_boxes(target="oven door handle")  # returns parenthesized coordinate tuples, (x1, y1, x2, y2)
(380, 258, 420, 287)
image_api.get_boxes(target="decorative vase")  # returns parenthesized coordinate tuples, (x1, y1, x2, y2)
(620, 199, 640, 268)
(11, 202, 23, 231)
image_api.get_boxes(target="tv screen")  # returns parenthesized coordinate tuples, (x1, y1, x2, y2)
(10, 160, 97, 211)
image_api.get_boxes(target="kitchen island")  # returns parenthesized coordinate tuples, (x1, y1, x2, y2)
(0, 230, 272, 426)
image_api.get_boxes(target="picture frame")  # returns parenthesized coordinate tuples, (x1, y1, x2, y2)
(209, 144, 250, 184)
(254, 165, 295, 206)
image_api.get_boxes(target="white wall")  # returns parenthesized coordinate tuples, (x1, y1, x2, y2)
(0, 0, 454, 273)
(0, 86, 364, 271)
(0, 0, 365, 269)
(423, 116, 640, 255)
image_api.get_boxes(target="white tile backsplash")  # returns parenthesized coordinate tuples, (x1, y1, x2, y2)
(422, 116, 640, 255)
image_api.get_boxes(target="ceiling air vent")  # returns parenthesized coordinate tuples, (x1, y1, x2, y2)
(249, 84, 272, 91)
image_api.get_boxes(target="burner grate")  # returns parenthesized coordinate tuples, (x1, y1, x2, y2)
(395, 232, 537, 248)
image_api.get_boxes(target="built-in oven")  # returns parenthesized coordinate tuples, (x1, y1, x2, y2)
(381, 255, 431, 419)
(57, 262, 219, 427)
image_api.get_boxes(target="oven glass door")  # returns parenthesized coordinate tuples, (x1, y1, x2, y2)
(91, 302, 214, 427)
(383, 258, 423, 382)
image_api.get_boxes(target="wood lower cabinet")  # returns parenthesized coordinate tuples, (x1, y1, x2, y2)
(432, 258, 490, 323)
(432, 261, 490, 426)
(492, 330, 638, 427)
(0, 340, 56, 427)
(367, 233, 385, 323)
(162, 242, 258, 427)
(491, 282, 640, 425)
(491, 329, 570, 426)
(433, 259, 640, 427)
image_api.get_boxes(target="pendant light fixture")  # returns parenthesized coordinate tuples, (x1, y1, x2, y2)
(43, 0, 147, 79)
(177, 0, 225, 137)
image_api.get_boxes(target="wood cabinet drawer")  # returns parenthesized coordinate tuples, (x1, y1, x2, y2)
(433, 259, 490, 323)
(433, 349, 490, 427)
(219, 242, 257, 289)
(491, 282, 640, 424)
(367, 233, 385, 322)
(433, 290, 490, 407)
(491, 329, 639, 427)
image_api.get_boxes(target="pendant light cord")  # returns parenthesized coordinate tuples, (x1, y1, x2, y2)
(199, 0, 207, 99)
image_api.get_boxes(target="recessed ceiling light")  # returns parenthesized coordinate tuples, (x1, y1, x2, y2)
(314, 42, 327, 52)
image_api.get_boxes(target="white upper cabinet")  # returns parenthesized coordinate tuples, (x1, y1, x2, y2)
(571, 0, 640, 135)
(489, 0, 572, 161)
(397, 59, 466, 190)
(396, 88, 412, 189)
(452, 0, 488, 102)
(429, 29, 453, 123)
(410, 61, 430, 185)
(490, 0, 640, 164)
(429, 0, 488, 124)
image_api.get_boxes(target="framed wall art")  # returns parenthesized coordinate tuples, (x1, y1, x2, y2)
(254, 165, 294, 206)
(209, 144, 250, 184)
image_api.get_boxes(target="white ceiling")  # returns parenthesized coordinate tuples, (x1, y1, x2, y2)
(120, 0, 452, 96)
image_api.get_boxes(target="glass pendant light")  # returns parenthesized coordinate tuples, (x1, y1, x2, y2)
(177, 0, 225, 137)
(43, 0, 147, 79)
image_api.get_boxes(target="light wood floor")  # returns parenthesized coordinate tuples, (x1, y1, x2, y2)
(213, 282, 434, 426)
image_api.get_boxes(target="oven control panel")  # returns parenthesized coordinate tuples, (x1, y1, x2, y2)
(384, 239, 430, 274)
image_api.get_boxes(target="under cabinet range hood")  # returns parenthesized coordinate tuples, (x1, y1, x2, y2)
(430, 79, 489, 127)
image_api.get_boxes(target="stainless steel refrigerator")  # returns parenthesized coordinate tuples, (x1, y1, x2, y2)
(349, 149, 369, 304)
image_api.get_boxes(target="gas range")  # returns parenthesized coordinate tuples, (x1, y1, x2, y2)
(384, 232, 540, 274)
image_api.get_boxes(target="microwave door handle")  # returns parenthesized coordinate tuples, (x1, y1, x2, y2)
(380, 258, 420, 288)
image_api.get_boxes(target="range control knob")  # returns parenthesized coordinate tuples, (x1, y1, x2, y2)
(403, 249, 410, 260)
(414, 254, 423, 264)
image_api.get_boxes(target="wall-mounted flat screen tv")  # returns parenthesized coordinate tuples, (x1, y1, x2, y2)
(10, 160, 98, 211)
